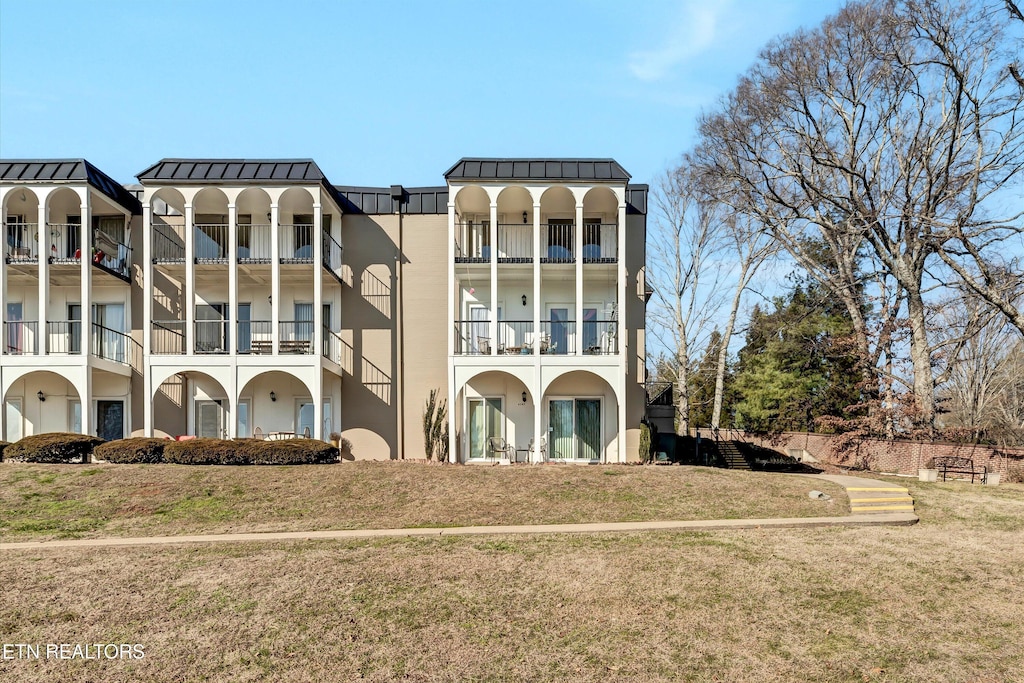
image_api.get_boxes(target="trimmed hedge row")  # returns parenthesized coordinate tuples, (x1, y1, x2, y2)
(94, 438, 168, 464)
(3, 433, 105, 463)
(163, 438, 339, 465)
(0, 434, 338, 465)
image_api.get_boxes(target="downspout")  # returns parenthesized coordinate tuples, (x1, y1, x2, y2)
(393, 185, 405, 459)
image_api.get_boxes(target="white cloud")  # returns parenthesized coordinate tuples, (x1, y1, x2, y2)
(627, 1, 726, 82)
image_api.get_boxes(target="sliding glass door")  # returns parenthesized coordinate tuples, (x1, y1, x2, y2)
(468, 397, 503, 459)
(547, 398, 602, 461)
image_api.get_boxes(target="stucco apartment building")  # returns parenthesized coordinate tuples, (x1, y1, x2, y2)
(0, 157, 648, 463)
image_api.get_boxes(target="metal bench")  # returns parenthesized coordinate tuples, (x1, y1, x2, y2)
(932, 456, 987, 484)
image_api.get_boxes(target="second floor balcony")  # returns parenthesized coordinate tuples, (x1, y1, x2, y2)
(455, 221, 618, 264)
(4, 221, 131, 280)
(150, 319, 344, 364)
(454, 318, 619, 356)
(2, 320, 140, 367)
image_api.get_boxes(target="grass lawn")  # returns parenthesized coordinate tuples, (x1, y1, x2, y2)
(1, 467, 1021, 681)
(0, 461, 847, 541)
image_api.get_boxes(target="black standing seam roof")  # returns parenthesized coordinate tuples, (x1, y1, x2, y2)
(444, 158, 631, 182)
(136, 158, 347, 210)
(334, 186, 449, 215)
(0, 159, 142, 214)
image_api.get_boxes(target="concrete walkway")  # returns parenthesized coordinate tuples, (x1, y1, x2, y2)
(0, 473, 918, 552)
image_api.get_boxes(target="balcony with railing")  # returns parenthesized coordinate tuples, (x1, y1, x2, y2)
(455, 319, 613, 356)
(92, 230, 132, 280)
(152, 321, 185, 354)
(322, 231, 343, 274)
(195, 224, 229, 262)
(322, 326, 343, 364)
(3, 320, 38, 354)
(153, 224, 185, 262)
(91, 323, 132, 364)
(46, 223, 82, 263)
(46, 321, 82, 354)
(238, 224, 272, 263)
(279, 320, 314, 354)
(279, 224, 314, 263)
(497, 224, 532, 262)
(5, 222, 39, 262)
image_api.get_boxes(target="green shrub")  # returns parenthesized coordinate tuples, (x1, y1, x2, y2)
(4, 433, 105, 463)
(164, 438, 250, 465)
(0, 441, 9, 462)
(639, 423, 652, 464)
(248, 440, 339, 465)
(94, 438, 168, 464)
(164, 438, 339, 465)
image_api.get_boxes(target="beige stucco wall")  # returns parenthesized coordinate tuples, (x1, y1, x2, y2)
(340, 212, 448, 460)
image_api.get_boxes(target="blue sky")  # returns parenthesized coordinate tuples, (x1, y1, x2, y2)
(0, 0, 844, 189)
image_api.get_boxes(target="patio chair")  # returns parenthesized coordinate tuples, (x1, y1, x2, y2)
(488, 437, 515, 461)
(253, 427, 264, 440)
(476, 336, 492, 355)
(302, 426, 311, 438)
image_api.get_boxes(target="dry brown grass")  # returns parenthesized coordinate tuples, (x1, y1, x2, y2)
(1, 504, 1022, 682)
(3, 467, 1021, 681)
(0, 462, 846, 541)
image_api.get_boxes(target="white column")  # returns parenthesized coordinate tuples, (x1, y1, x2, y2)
(313, 201, 324, 441)
(142, 203, 153, 437)
(532, 202, 541, 357)
(533, 201, 543, 463)
(617, 201, 628, 462)
(184, 203, 195, 355)
(575, 201, 584, 356)
(312, 370, 323, 441)
(37, 202, 48, 355)
(228, 202, 238, 356)
(313, 201, 323, 364)
(489, 201, 498, 355)
(447, 201, 457, 463)
(79, 196, 91, 435)
(270, 203, 280, 354)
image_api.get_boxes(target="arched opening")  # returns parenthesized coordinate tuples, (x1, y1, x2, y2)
(238, 370, 317, 439)
(3, 187, 40, 263)
(2, 371, 82, 440)
(455, 370, 534, 463)
(541, 370, 618, 463)
(153, 370, 230, 439)
(193, 187, 230, 262)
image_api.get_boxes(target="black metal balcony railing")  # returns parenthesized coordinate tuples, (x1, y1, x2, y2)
(5, 222, 39, 262)
(238, 224, 272, 262)
(195, 224, 228, 261)
(497, 320, 535, 354)
(581, 319, 618, 354)
(497, 224, 532, 262)
(322, 231, 343, 272)
(46, 320, 82, 354)
(322, 326, 342, 364)
(91, 323, 128, 363)
(454, 321, 488, 355)
(237, 320, 271, 354)
(543, 222, 574, 262)
(47, 223, 82, 262)
(539, 320, 575, 354)
(153, 224, 185, 261)
(3, 320, 38, 354)
(583, 223, 618, 262)
(279, 320, 314, 354)
(280, 224, 314, 263)
(92, 237, 132, 279)
(195, 320, 229, 354)
(152, 320, 185, 354)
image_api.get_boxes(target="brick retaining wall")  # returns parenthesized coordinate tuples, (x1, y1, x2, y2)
(693, 429, 1024, 477)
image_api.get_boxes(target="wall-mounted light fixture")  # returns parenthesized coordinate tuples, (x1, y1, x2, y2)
(266, 211, 272, 222)
(37, 391, 45, 402)
(521, 294, 527, 306)
(521, 391, 528, 403)
(270, 391, 277, 402)
(522, 211, 528, 224)
(267, 295, 272, 304)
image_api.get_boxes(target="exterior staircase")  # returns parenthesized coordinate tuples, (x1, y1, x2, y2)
(717, 440, 751, 470)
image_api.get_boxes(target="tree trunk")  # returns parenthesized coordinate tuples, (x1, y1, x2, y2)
(906, 288, 936, 431)
(711, 264, 748, 430)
